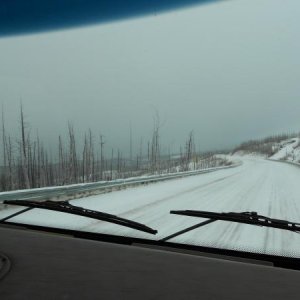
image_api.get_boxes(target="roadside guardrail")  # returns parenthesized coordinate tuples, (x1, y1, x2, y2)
(0, 163, 241, 204)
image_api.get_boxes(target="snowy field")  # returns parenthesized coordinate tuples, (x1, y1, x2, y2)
(2, 155, 300, 258)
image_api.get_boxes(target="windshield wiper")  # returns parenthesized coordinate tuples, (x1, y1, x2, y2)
(0, 200, 157, 235)
(161, 210, 300, 241)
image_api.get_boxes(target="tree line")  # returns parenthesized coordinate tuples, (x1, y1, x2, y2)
(0, 105, 230, 192)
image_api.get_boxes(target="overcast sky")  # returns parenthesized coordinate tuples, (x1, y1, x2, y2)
(0, 0, 299, 156)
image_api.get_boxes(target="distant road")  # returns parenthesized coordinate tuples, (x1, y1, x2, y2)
(4, 156, 300, 257)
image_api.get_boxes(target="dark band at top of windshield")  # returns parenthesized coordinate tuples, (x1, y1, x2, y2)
(0, 0, 220, 37)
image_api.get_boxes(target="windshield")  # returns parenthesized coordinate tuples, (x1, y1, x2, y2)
(1, 0, 300, 259)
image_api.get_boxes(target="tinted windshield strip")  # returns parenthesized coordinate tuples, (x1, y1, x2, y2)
(0, 0, 220, 37)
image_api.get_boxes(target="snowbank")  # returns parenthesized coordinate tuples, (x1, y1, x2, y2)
(270, 138, 300, 162)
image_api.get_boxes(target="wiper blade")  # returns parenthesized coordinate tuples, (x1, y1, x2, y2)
(161, 210, 300, 241)
(1, 200, 157, 235)
(171, 210, 300, 231)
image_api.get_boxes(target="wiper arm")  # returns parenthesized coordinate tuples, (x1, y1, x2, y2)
(1, 200, 157, 235)
(161, 210, 300, 241)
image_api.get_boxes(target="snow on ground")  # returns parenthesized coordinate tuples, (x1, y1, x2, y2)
(3, 155, 300, 258)
(270, 137, 300, 162)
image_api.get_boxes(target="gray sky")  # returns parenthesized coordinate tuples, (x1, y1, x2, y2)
(0, 0, 299, 156)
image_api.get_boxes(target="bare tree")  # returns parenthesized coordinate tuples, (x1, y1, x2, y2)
(5, 136, 14, 190)
(19, 103, 30, 189)
(99, 134, 105, 180)
(150, 111, 162, 173)
(68, 123, 78, 183)
(1, 107, 7, 190)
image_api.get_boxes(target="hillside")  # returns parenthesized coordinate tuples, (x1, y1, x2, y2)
(233, 134, 300, 161)
(269, 138, 300, 163)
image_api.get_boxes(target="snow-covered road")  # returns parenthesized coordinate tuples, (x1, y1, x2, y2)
(5, 156, 300, 257)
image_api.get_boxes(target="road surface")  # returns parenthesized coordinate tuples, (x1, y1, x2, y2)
(3, 156, 300, 257)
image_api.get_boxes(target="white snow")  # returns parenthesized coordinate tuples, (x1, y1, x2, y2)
(3, 156, 300, 258)
(270, 137, 300, 162)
